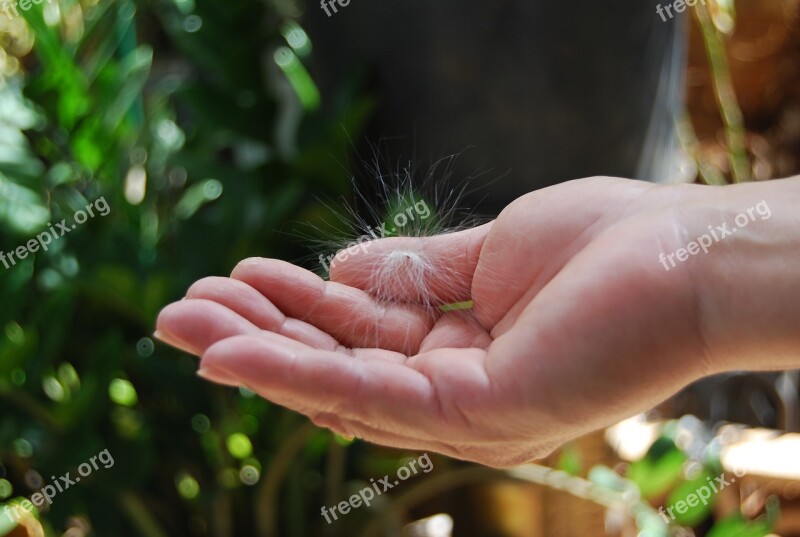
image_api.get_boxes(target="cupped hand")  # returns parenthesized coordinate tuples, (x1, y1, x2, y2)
(155, 177, 727, 467)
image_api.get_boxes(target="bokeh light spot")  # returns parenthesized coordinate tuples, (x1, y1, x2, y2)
(176, 473, 200, 499)
(226, 433, 252, 459)
(0, 479, 12, 499)
(191, 414, 210, 434)
(137, 337, 155, 357)
(239, 465, 260, 486)
(109, 378, 138, 407)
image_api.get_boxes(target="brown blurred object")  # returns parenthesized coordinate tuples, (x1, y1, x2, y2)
(609, 419, 800, 536)
(5, 511, 44, 537)
(464, 431, 612, 537)
(721, 427, 800, 536)
(539, 432, 609, 537)
(687, 0, 800, 180)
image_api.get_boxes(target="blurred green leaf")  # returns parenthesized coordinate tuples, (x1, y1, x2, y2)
(627, 436, 686, 499)
(555, 442, 584, 476)
(665, 468, 716, 526)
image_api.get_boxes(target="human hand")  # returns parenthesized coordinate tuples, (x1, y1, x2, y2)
(155, 176, 800, 466)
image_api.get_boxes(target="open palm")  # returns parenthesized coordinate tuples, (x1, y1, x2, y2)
(156, 177, 716, 467)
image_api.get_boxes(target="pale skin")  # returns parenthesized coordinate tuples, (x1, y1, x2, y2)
(155, 176, 800, 468)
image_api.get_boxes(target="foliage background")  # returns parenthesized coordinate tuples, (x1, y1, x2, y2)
(0, 0, 388, 535)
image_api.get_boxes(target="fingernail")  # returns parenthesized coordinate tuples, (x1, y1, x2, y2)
(153, 329, 179, 345)
(153, 329, 198, 356)
(197, 367, 241, 387)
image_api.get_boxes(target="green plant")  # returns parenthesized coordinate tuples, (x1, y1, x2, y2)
(0, 0, 374, 534)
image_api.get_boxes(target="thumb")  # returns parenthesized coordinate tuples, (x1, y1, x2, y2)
(329, 222, 493, 306)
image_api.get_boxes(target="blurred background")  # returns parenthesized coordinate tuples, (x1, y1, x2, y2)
(0, 0, 799, 535)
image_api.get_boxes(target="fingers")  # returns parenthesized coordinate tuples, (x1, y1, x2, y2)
(185, 276, 344, 351)
(199, 334, 440, 433)
(328, 223, 492, 305)
(155, 299, 262, 356)
(252, 329, 408, 365)
(157, 275, 405, 356)
(156, 260, 441, 358)
(185, 276, 286, 331)
(159, 222, 492, 357)
(230, 258, 434, 354)
(155, 294, 349, 357)
(198, 333, 519, 463)
(196, 367, 249, 388)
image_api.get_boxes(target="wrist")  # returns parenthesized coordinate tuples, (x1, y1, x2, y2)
(689, 177, 800, 373)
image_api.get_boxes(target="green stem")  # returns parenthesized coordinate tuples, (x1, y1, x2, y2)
(359, 466, 501, 537)
(694, 0, 750, 183)
(0, 383, 63, 431)
(359, 464, 668, 537)
(118, 492, 171, 537)
(255, 423, 317, 537)
(676, 114, 727, 186)
(439, 300, 474, 313)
